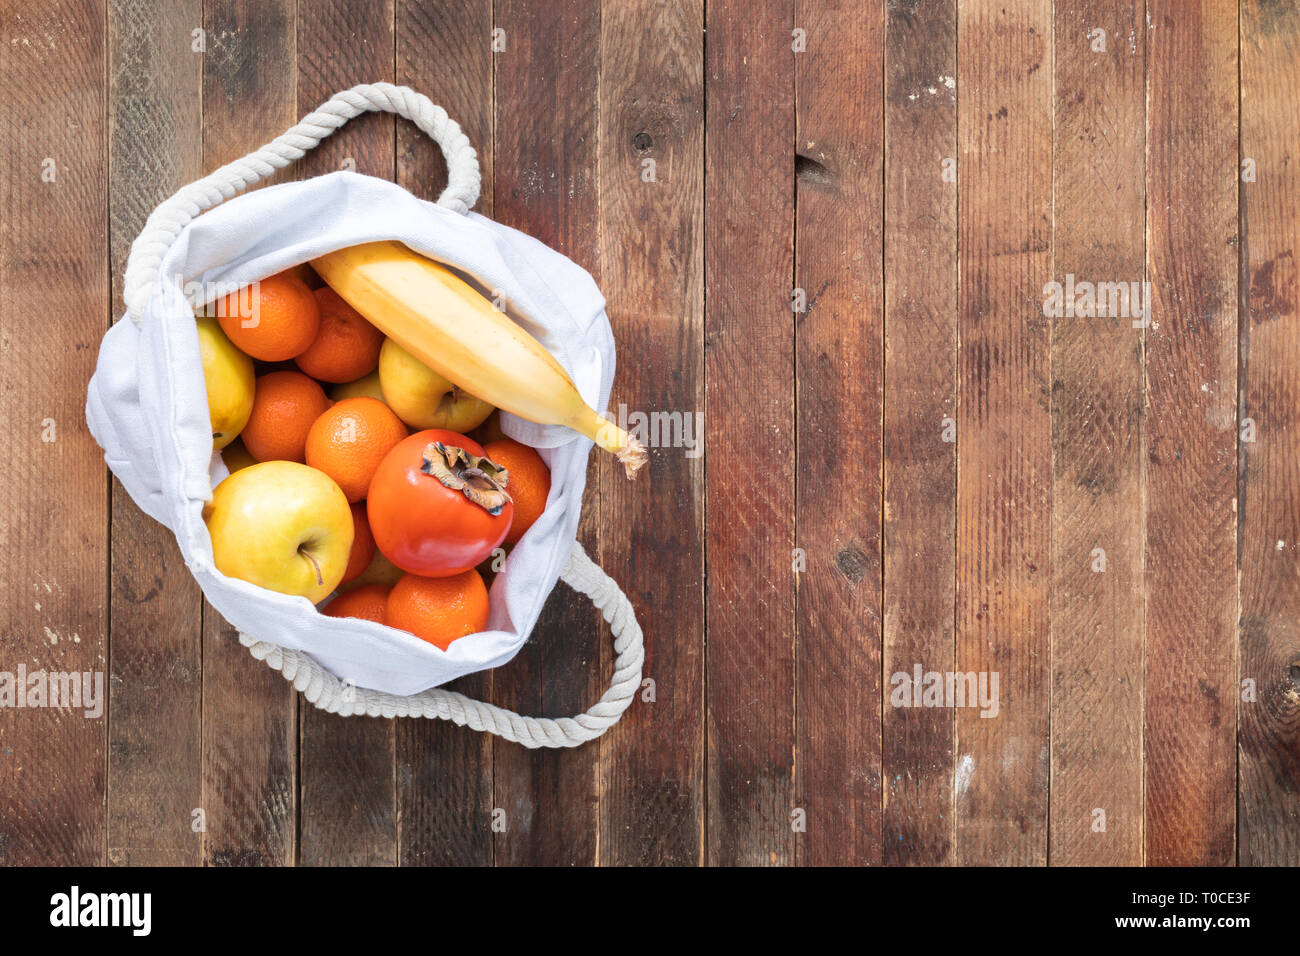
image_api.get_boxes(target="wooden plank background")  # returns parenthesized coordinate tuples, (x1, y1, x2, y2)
(1, 0, 1298, 866)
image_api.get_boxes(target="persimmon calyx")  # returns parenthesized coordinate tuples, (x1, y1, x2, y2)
(420, 442, 512, 516)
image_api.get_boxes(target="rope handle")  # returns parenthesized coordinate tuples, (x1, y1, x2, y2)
(122, 82, 482, 327)
(241, 542, 645, 748)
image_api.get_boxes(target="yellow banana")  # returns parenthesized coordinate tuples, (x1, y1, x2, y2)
(311, 241, 646, 478)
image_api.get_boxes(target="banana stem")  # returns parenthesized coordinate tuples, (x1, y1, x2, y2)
(580, 408, 647, 479)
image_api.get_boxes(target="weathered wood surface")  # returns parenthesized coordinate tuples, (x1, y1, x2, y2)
(704, 0, 796, 867)
(0, 0, 109, 866)
(1049, 0, 1145, 866)
(106, 0, 204, 867)
(793, 0, 885, 867)
(882, 0, 956, 866)
(1, 0, 1297, 866)
(1143, 0, 1239, 866)
(954, 0, 1053, 866)
(1238, 0, 1300, 866)
(596, 0, 706, 866)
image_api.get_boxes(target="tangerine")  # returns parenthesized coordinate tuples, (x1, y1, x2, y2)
(295, 287, 385, 382)
(323, 583, 389, 624)
(305, 397, 408, 502)
(386, 570, 489, 650)
(213, 270, 320, 361)
(241, 370, 331, 462)
(483, 439, 551, 544)
(340, 502, 377, 585)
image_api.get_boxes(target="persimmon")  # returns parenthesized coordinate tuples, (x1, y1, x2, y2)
(367, 430, 513, 578)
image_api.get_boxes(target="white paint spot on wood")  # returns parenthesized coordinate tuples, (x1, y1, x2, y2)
(955, 754, 975, 798)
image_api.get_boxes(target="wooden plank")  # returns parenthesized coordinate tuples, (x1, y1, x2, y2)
(1238, 0, 1300, 867)
(394, 0, 495, 867)
(793, 0, 884, 867)
(200, 0, 298, 867)
(200, 615, 296, 865)
(595, 0, 705, 866)
(881, 0, 957, 866)
(1048, 0, 1145, 866)
(490, 0, 604, 866)
(106, 0, 205, 867)
(954, 0, 1053, 865)
(1143, 0, 1238, 866)
(295, 0, 397, 868)
(0, 0, 109, 867)
(704, 0, 796, 867)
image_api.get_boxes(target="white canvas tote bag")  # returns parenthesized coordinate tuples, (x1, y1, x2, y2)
(86, 84, 643, 748)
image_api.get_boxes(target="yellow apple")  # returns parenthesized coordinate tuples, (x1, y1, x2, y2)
(221, 439, 258, 474)
(338, 548, 405, 593)
(471, 409, 508, 445)
(204, 461, 354, 603)
(378, 337, 494, 431)
(196, 316, 255, 449)
(330, 369, 385, 403)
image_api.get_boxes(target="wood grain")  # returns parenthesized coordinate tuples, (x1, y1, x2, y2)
(295, 0, 398, 869)
(490, 0, 604, 866)
(1143, 0, 1238, 866)
(1048, 0, 1145, 866)
(704, 0, 797, 866)
(882, 0, 957, 866)
(596, 0, 706, 866)
(954, 0, 1053, 866)
(394, 0, 496, 868)
(793, 0, 885, 867)
(0, 0, 109, 867)
(106, 0, 204, 867)
(1238, 0, 1300, 867)
(200, 0, 299, 866)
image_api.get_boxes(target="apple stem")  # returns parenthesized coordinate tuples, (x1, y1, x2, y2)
(300, 547, 324, 587)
